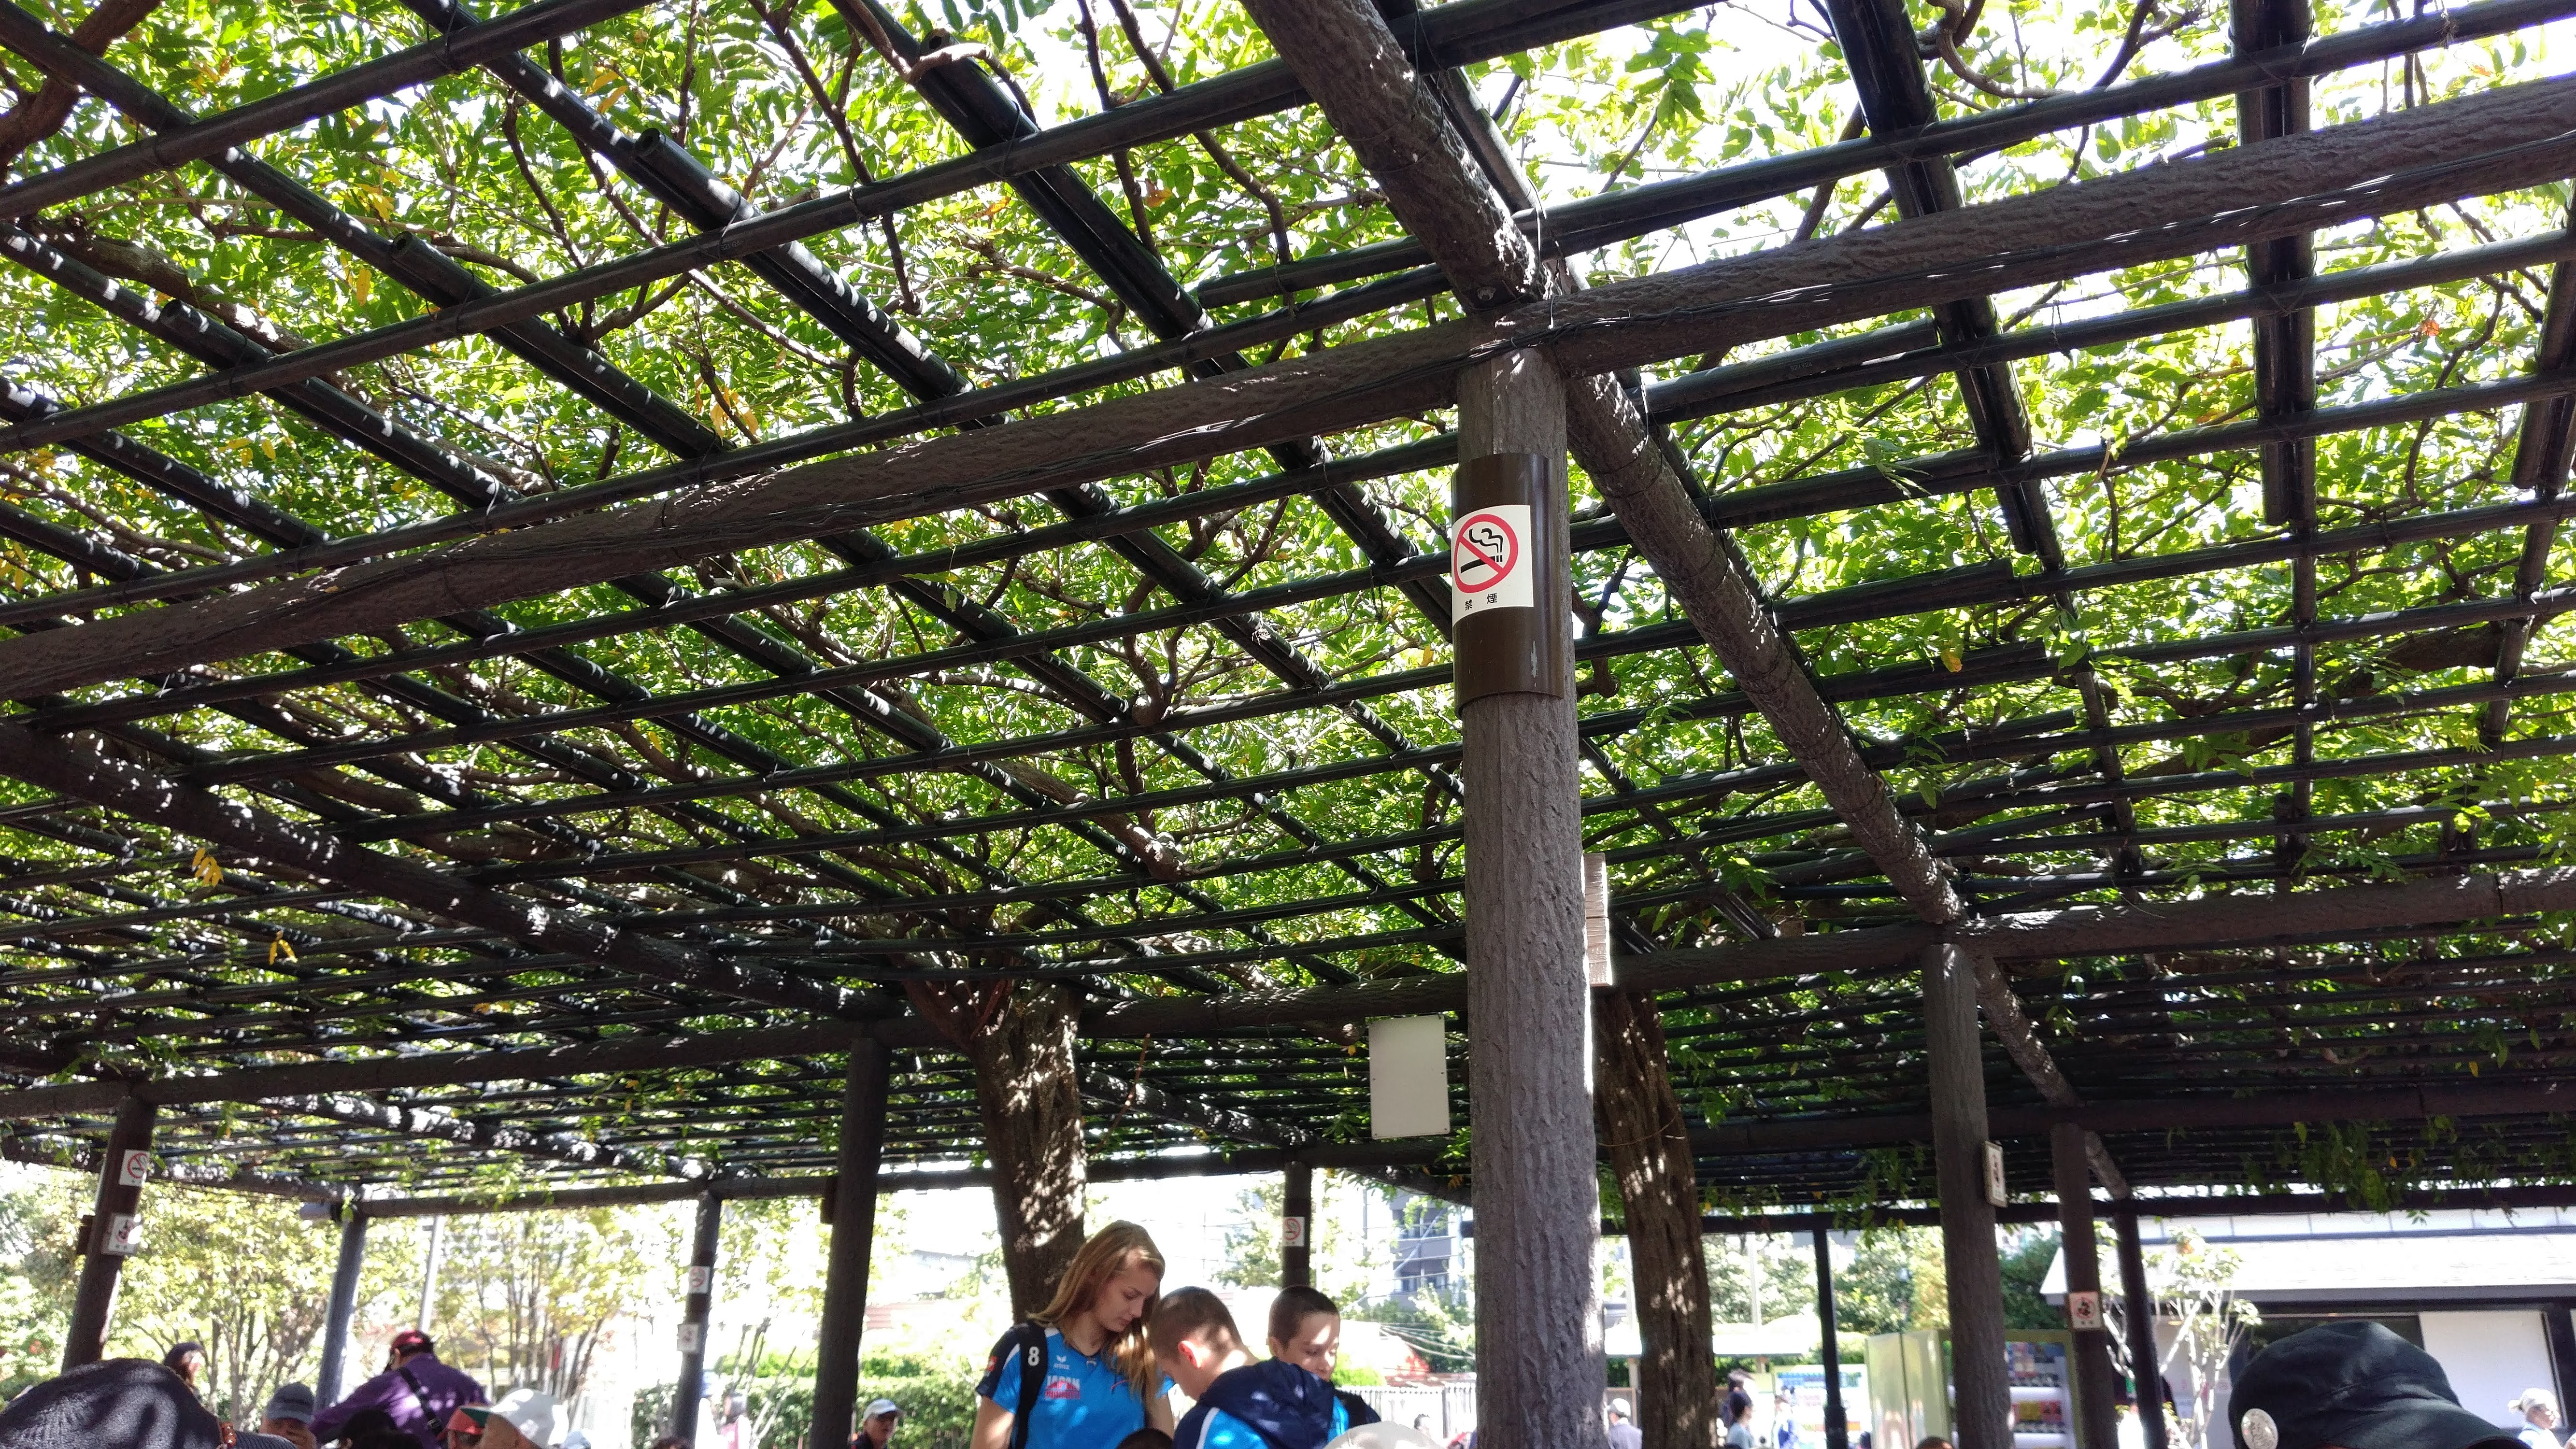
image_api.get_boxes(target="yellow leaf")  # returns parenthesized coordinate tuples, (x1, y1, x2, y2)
(267, 936, 296, 964)
(349, 267, 372, 306)
(1940, 646, 1964, 672)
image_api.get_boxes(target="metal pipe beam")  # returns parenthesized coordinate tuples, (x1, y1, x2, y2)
(315, 1206, 368, 1406)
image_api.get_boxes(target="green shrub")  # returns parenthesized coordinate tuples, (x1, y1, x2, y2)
(635, 1360, 982, 1449)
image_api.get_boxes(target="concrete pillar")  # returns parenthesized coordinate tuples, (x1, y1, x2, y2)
(1283, 1158, 1314, 1289)
(810, 1040, 890, 1449)
(315, 1206, 370, 1405)
(2050, 1125, 2121, 1449)
(1923, 944, 2009, 1449)
(62, 1094, 156, 1369)
(673, 1190, 724, 1445)
(1458, 348, 1604, 1449)
(1813, 1226, 1849, 1449)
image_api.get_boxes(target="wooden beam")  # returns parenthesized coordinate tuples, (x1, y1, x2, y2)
(0, 720, 889, 1022)
(0, 1023, 868, 1119)
(0, 0, 657, 222)
(348, 1138, 1455, 1217)
(1956, 867, 2576, 959)
(1686, 1075, 2576, 1155)
(1673, 1180, 2576, 1234)
(2, 75, 2570, 696)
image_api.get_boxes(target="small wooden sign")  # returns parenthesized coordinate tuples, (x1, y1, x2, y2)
(100, 1213, 140, 1257)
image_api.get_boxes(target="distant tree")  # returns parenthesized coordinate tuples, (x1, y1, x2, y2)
(0, 1167, 417, 1426)
(1833, 1228, 1949, 1334)
(1214, 1172, 1383, 1307)
(1999, 1229, 2065, 1330)
(1701, 1234, 1820, 1324)
(432, 1206, 667, 1405)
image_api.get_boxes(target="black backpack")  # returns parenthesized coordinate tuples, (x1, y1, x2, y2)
(982, 1322, 1051, 1449)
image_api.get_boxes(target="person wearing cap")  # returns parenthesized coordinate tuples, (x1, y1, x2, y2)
(446, 1403, 489, 1449)
(312, 1329, 488, 1449)
(2510, 1389, 2563, 1449)
(452, 1388, 566, 1449)
(854, 1397, 903, 1449)
(262, 1382, 320, 1449)
(2229, 1321, 2524, 1449)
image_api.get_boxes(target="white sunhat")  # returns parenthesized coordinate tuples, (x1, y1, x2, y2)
(2512, 1389, 2560, 1415)
(1324, 1426, 1443, 1449)
(488, 1388, 568, 1445)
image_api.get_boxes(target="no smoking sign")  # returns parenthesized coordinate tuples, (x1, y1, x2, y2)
(1451, 504, 1533, 619)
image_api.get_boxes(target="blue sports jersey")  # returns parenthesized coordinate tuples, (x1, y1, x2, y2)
(1195, 1398, 1350, 1449)
(1173, 1360, 1368, 1449)
(978, 1326, 1165, 1449)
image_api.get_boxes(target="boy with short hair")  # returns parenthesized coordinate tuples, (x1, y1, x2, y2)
(1150, 1287, 1377, 1449)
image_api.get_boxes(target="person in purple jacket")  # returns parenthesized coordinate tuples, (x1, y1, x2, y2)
(312, 1329, 487, 1449)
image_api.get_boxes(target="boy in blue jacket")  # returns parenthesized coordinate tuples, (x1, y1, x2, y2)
(1149, 1287, 1378, 1449)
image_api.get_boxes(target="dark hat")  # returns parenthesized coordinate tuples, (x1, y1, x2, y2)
(0, 1359, 230, 1449)
(388, 1328, 434, 1355)
(2229, 1321, 2523, 1449)
(262, 1383, 316, 1424)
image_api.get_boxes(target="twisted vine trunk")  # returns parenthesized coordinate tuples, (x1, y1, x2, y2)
(910, 979, 1088, 1314)
(1595, 988, 1719, 1449)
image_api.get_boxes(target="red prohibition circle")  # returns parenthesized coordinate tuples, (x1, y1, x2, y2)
(1452, 511, 1521, 592)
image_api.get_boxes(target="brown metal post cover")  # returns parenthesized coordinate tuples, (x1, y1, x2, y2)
(1452, 452, 1567, 704)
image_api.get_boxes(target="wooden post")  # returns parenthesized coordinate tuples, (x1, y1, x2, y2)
(1813, 1226, 1849, 1449)
(810, 1040, 890, 1449)
(2113, 1205, 2169, 1449)
(1458, 347, 1605, 1449)
(62, 1094, 155, 1369)
(1283, 1158, 1314, 1289)
(314, 1205, 369, 1406)
(1923, 944, 2009, 1449)
(2050, 1124, 2121, 1449)
(672, 1190, 724, 1445)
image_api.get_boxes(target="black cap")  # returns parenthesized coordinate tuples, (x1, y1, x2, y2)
(2229, 1321, 2522, 1449)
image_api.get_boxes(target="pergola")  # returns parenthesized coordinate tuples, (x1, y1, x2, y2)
(0, 0, 2573, 1442)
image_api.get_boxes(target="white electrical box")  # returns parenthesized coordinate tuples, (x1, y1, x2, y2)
(1368, 1015, 1452, 1139)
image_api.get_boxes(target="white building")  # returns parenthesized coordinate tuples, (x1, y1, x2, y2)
(2043, 1206, 2576, 1449)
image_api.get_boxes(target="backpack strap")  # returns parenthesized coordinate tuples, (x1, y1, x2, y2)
(395, 1363, 441, 1439)
(999, 1322, 1049, 1449)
